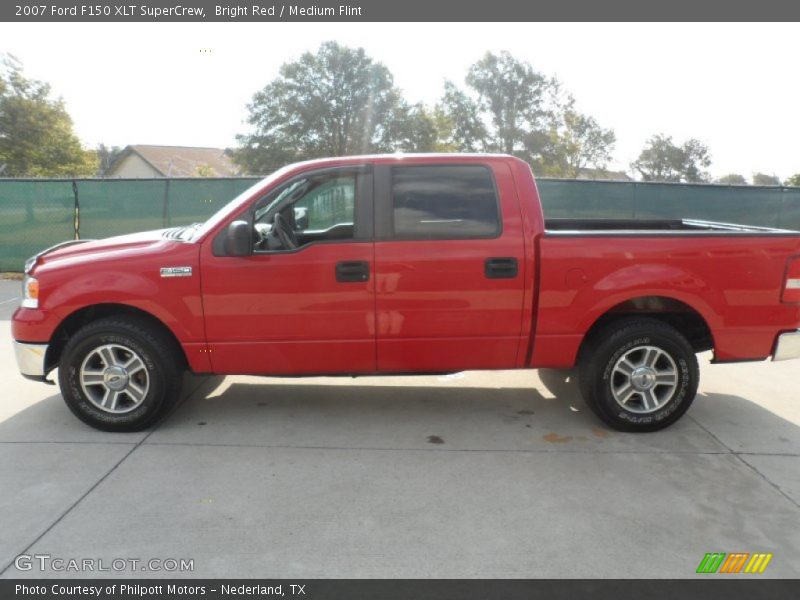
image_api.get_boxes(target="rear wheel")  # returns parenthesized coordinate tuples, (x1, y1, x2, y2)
(58, 317, 183, 431)
(578, 318, 699, 432)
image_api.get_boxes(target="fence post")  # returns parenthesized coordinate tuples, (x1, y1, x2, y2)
(72, 179, 80, 240)
(777, 187, 786, 229)
(162, 178, 171, 228)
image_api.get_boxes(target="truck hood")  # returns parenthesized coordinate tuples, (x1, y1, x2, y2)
(29, 229, 183, 272)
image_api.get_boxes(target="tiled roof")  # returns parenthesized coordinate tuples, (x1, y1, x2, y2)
(111, 145, 240, 177)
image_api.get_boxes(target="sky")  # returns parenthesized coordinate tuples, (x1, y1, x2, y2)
(1, 22, 798, 179)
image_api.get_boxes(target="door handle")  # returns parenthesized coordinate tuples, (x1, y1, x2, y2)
(485, 257, 518, 279)
(336, 261, 370, 282)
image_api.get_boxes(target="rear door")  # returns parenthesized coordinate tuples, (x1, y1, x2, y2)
(373, 160, 527, 372)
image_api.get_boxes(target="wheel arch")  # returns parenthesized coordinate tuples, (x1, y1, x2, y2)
(578, 295, 715, 363)
(45, 303, 188, 374)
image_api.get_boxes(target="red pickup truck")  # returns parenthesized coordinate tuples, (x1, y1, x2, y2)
(12, 154, 800, 432)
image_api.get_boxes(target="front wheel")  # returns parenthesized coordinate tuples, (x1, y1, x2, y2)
(578, 318, 699, 432)
(58, 317, 183, 432)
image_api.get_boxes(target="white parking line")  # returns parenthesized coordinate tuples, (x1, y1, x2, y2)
(0, 297, 20, 305)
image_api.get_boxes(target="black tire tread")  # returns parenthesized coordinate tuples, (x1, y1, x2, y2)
(58, 316, 183, 432)
(578, 317, 699, 432)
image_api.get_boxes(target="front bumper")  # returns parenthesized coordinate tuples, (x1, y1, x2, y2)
(773, 330, 800, 361)
(13, 340, 49, 380)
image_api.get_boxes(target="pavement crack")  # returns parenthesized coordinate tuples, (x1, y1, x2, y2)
(688, 415, 800, 511)
(0, 375, 210, 576)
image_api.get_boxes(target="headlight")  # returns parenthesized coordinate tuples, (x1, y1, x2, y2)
(21, 276, 39, 309)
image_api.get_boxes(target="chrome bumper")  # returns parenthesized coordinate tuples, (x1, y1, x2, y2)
(773, 330, 800, 361)
(13, 341, 49, 378)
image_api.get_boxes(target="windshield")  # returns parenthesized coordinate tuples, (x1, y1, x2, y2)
(187, 165, 295, 242)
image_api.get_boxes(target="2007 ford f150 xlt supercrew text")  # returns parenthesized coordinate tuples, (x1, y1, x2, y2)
(11, 154, 800, 432)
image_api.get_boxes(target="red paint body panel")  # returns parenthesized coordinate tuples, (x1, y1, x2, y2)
(11, 153, 800, 378)
(11, 231, 211, 373)
(374, 159, 528, 372)
(533, 235, 800, 367)
(200, 241, 376, 374)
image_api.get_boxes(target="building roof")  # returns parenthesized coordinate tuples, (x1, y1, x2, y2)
(109, 145, 240, 177)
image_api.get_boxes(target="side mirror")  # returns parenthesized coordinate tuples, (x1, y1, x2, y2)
(224, 220, 252, 256)
(294, 207, 309, 230)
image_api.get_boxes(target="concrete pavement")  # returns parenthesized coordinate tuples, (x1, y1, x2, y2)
(0, 279, 798, 578)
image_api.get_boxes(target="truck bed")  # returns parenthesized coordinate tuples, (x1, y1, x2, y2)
(544, 218, 797, 235)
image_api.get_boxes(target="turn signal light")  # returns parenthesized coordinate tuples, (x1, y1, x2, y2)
(22, 276, 39, 309)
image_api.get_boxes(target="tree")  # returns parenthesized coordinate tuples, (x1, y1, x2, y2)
(436, 81, 488, 152)
(752, 172, 781, 186)
(235, 42, 422, 174)
(536, 100, 616, 178)
(439, 52, 615, 175)
(96, 143, 123, 176)
(440, 52, 559, 156)
(195, 164, 215, 177)
(0, 54, 97, 177)
(382, 103, 436, 153)
(786, 174, 800, 187)
(631, 134, 711, 183)
(716, 173, 747, 185)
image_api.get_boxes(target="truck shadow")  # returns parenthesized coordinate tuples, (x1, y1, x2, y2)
(144, 370, 800, 459)
(2, 370, 799, 458)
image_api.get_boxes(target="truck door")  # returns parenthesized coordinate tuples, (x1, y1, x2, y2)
(373, 160, 527, 372)
(200, 166, 376, 375)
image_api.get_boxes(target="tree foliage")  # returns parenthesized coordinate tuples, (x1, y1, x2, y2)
(751, 172, 781, 186)
(631, 134, 711, 183)
(437, 81, 488, 152)
(463, 51, 558, 155)
(0, 54, 97, 177)
(716, 173, 747, 185)
(786, 174, 800, 187)
(438, 52, 615, 177)
(235, 42, 427, 174)
(96, 143, 124, 176)
(537, 101, 616, 177)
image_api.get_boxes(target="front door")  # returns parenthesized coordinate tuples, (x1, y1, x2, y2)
(200, 166, 376, 375)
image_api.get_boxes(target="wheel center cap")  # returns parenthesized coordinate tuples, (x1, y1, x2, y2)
(103, 366, 129, 391)
(631, 367, 656, 391)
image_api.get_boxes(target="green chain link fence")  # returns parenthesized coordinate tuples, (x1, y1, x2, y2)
(1, 177, 799, 271)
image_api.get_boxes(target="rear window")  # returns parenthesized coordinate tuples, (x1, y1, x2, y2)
(391, 165, 500, 239)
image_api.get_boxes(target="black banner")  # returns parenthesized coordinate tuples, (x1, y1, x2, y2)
(3, 580, 800, 600)
(3, 0, 800, 22)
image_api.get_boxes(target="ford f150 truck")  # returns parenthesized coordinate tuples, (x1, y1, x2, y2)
(11, 154, 800, 432)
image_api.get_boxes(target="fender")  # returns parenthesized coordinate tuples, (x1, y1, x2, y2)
(532, 261, 720, 368)
(576, 262, 722, 334)
(13, 241, 207, 371)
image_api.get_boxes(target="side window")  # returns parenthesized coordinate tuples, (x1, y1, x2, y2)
(391, 165, 500, 239)
(292, 176, 355, 233)
(254, 172, 356, 251)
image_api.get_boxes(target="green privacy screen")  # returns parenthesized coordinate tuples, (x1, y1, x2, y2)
(0, 180, 77, 272)
(0, 176, 799, 271)
(536, 179, 797, 228)
(0, 177, 260, 270)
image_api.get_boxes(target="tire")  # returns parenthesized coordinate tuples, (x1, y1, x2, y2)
(58, 317, 183, 432)
(578, 318, 699, 432)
